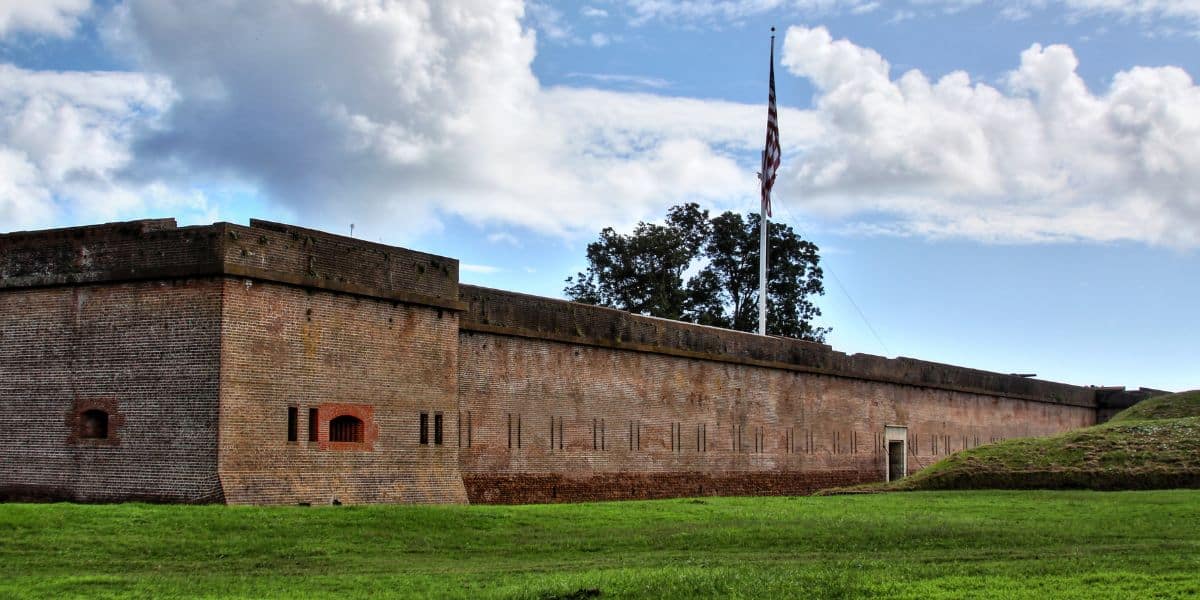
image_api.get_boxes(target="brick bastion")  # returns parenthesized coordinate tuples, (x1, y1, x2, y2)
(0, 218, 1133, 504)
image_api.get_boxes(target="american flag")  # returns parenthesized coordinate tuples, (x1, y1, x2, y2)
(760, 35, 780, 218)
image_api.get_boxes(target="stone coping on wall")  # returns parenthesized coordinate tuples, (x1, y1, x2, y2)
(0, 218, 465, 312)
(458, 284, 1098, 408)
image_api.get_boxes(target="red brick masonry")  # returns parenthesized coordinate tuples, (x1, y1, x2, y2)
(0, 219, 1126, 505)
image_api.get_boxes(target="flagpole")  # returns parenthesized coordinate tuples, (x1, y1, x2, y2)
(758, 29, 775, 337)
(758, 162, 769, 336)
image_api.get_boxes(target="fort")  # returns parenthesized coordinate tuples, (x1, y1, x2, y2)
(0, 218, 1151, 505)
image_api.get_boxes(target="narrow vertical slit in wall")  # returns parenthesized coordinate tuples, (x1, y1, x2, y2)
(601, 419, 606, 451)
(517, 414, 522, 449)
(457, 411, 462, 448)
(629, 421, 634, 451)
(703, 423, 707, 452)
(592, 418, 597, 450)
(696, 424, 701, 452)
(434, 412, 443, 446)
(852, 430, 857, 454)
(507, 413, 512, 449)
(559, 418, 563, 450)
(467, 411, 473, 448)
(287, 407, 298, 442)
(636, 422, 641, 451)
(308, 408, 319, 443)
(550, 416, 555, 451)
(420, 412, 429, 445)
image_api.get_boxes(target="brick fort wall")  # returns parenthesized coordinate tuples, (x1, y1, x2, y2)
(456, 285, 1096, 503)
(0, 218, 1110, 505)
(0, 279, 224, 502)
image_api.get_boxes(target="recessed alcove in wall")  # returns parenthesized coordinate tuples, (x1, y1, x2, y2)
(313, 403, 377, 451)
(66, 399, 124, 446)
(330, 415, 364, 443)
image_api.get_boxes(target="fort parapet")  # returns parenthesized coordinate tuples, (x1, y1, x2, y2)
(0, 218, 1132, 504)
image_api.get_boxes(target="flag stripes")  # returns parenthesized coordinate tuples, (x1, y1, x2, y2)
(761, 35, 780, 218)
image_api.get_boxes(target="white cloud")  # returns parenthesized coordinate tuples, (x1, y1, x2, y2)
(590, 32, 610, 46)
(526, 1, 574, 41)
(108, 0, 774, 240)
(780, 25, 1200, 246)
(0, 63, 213, 231)
(4, 0, 1197, 249)
(623, 0, 879, 24)
(582, 6, 609, 18)
(0, 0, 90, 38)
(461, 263, 503, 274)
(567, 72, 671, 89)
(620, 0, 1200, 31)
(487, 231, 522, 246)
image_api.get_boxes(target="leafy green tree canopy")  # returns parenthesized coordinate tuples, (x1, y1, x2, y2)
(565, 203, 829, 342)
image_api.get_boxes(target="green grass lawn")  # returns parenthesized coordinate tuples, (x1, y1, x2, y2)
(3, 491, 1199, 599)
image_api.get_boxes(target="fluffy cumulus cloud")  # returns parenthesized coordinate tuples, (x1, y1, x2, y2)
(780, 25, 1200, 245)
(2, 0, 1198, 248)
(0, 0, 91, 38)
(110, 0, 762, 237)
(0, 64, 206, 229)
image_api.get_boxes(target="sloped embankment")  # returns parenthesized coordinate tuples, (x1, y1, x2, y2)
(838, 390, 1200, 493)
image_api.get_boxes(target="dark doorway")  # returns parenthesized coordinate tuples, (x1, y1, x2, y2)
(888, 440, 906, 482)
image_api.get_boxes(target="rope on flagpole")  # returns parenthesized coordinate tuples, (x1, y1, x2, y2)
(772, 197, 892, 357)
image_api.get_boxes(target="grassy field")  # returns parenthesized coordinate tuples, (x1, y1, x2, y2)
(3, 490, 1199, 599)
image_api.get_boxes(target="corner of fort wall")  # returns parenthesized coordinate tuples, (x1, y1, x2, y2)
(0, 218, 470, 504)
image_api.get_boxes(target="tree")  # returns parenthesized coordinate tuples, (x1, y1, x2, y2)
(565, 203, 829, 342)
(563, 203, 709, 320)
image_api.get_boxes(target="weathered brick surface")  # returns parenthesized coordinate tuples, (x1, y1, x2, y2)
(459, 285, 1094, 407)
(0, 218, 1111, 506)
(456, 332, 1095, 503)
(228, 220, 460, 305)
(0, 279, 223, 503)
(216, 278, 467, 505)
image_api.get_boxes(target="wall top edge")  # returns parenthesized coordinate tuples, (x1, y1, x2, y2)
(0, 218, 459, 306)
(458, 283, 1100, 408)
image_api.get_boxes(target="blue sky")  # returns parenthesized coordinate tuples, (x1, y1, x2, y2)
(0, 1, 1197, 391)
